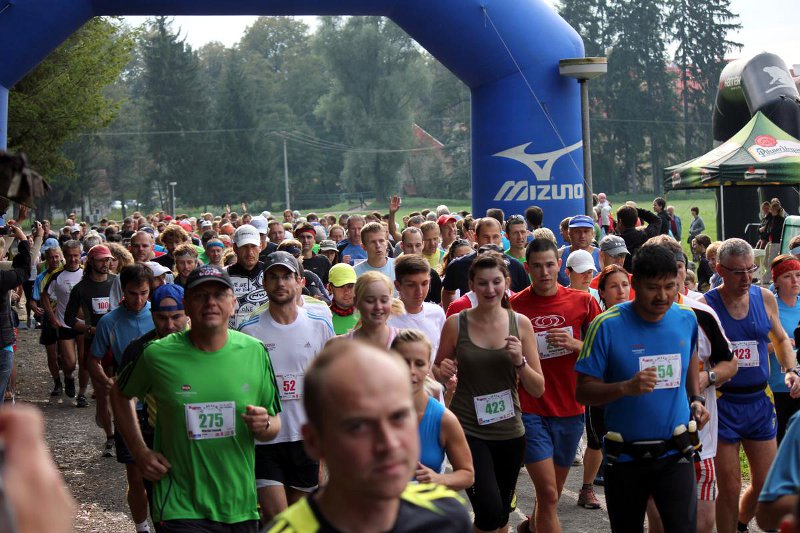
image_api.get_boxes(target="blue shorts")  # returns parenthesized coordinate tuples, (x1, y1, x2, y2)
(522, 413, 584, 467)
(717, 390, 777, 443)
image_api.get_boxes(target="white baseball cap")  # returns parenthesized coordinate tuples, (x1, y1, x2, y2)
(566, 249, 597, 274)
(145, 261, 171, 277)
(233, 224, 261, 247)
(249, 216, 269, 235)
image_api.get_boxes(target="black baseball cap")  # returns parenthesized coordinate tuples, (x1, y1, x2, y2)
(263, 251, 300, 273)
(185, 265, 234, 291)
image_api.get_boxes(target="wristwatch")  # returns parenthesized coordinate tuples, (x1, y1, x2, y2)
(706, 370, 717, 386)
(689, 395, 706, 406)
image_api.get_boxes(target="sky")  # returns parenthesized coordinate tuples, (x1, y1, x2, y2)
(123, 1, 800, 70)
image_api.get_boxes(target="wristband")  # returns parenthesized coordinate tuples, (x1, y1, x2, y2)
(791, 367, 800, 378)
(689, 395, 705, 406)
(514, 360, 527, 369)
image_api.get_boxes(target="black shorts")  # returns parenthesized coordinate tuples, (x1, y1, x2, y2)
(115, 410, 154, 464)
(39, 322, 58, 346)
(586, 405, 607, 451)
(158, 519, 258, 533)
(254, 441, 319, 491)
(22, 280, 34, 302)
(57, 327, 78, 341)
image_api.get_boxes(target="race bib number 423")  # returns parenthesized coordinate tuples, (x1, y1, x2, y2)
(474, 389, 514, 426)
(185, 401, 236, 440)
(732, 340, 759, 368)
(639, 354, 681, 389)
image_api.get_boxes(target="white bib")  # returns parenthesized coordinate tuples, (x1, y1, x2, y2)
(535, 326, 574, 360)
(277, 373, 304, 401)
(185, 401, 236, 440)
(732, 340, 759, 368)
(91, 297, 110, 315)
(474, 389, 514, 426)
(639, 353, 681, 389)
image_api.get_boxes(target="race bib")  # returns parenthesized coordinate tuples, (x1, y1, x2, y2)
(639, 353, 681, 389)
(185, 401, 236, 440)
(91, 297, 110, 315)
(732, 340, 759, 368)
(277, 373, 304, 401)
(474, 389, 514, 426)
(535, 326, 574, 360)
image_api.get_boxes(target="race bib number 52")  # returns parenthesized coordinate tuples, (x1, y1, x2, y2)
(277, 373, 304, 401)
(185, 401, 236, 440)
(639, 354, 681, 389)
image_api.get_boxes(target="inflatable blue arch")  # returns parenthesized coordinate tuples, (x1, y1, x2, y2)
(0, 0, 585, 227)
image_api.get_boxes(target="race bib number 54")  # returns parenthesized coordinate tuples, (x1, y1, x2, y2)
(474, 389, 514, 426)
(185, 401, 236, 440)
(639, 354, 681, 389)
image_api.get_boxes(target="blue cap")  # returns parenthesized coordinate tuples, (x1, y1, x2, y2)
(43, 238, 59, 251)
(568, 215, 594, 229)
(152, 283, 184, 312)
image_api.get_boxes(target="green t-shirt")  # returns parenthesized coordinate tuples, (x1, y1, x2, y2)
(117, 330, 281, 524)
(505, 250, 526, 263)
(331, 311, 360, 335)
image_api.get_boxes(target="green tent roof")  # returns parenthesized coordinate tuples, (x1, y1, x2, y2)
(664, 112, 800, 190)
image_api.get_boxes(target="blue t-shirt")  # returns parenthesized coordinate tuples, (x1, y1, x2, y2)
(340, 242, 367, 265)
(91, 302, 154, 365)
(759, 411, 800, 502)
(576, 301, 698, 457)
(769, 294, 800, 393)
(354, 257, 396, 286)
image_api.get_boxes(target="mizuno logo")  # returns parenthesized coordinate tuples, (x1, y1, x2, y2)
(492, 141, 582, 182)
(493, 181, 584, 202)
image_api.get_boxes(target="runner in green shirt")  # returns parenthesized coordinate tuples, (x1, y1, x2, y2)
(112, 265, 282, 532)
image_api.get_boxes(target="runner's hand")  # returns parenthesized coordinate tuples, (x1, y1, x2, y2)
(103, 377, 115, 394)
(786, 371, 800, 398)
(505, 336, 524, 366)
(242, 405, 270, 435)
(0, 406, 76, 533)
(415, 462, 441, 485)
(342, 254, 351, 265)
(624, 367, 657, 396)
(437, 359, 458, 381)
(546, 329, 581, 353)
(691, 402, 710, 429)
(133, 449, 171, 481)
(389, 195, 401, 214)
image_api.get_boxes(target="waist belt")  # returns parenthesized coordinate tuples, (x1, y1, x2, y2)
(620, 440, 674, 461)
(718, 382, 767, 395)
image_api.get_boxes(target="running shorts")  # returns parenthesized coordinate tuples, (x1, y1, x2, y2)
(694, 457, 717, 501)
(522, 413, 584, 467)
(717, 390, 776, 443)
(255, 441, 319, 491)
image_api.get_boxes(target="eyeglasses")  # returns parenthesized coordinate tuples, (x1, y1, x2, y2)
(507, 214, 525, 222)
(719, 264, 758, 276)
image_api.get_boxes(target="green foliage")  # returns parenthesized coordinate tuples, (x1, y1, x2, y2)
(7, 17, 135, 208)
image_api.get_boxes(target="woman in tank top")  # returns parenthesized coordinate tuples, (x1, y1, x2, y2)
(392, 328, 474, 491)
(346, 271, 403, 349)
(434, 252, 544, 533)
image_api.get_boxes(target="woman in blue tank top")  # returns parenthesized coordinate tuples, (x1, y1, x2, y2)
(768, 254, 800, 443)
(392, 329, 474, 491)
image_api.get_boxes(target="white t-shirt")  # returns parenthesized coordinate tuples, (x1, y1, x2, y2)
(680, 296, 732, 460)
(47, 268, 83, 327)
(599, 201, 612, 226)
(240, 306, 334, 444)
(388, 302, 446, 363)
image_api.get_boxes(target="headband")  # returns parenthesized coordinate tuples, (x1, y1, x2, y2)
(772, 259, 800, 280)
(206, 241, 224, 249)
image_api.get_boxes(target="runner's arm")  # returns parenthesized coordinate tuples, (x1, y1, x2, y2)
(433, 315, 458, 384)
(764, 289, 800, 395)
(62, 288, 83, 330)
(39, 291, 60, 328)
(441, 289, 457, 312)
(756, 495, 799, 531)
(387, 195, 402, 243)
(576, 369, 657, 406)
(515, 315, 545, 398)
(415, 408, 473, 491)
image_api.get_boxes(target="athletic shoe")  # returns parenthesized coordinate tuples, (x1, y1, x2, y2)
(76, 394, 89, 408)
(578, 486, 601, 509)
(516, 517, 535, 533)
(103, 439, 114, 458)
(50, 381, 62, 397)
(572, 454, 583, 466)
(64, 378, 76, 398)
(593, 473, 605, 486)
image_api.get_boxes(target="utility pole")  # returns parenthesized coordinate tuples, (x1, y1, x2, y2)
(283, 138, 290, 210)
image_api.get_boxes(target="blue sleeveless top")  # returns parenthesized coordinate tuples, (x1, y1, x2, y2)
(418, 396, 446, 473)
(557, 246, 601, 286)
(705, 285, 771, 392)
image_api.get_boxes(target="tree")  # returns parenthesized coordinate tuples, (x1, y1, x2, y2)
(7, 17, 135, 214)
(667, 0, 741, 158)
(315, 17, 427, 202)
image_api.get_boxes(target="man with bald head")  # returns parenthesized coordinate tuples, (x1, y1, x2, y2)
(266, 339, 470, 532)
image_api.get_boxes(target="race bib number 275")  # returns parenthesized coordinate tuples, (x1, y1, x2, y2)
(185, 401, 236, 440)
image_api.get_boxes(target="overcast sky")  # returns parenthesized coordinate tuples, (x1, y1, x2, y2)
(123, 0, 800, 69)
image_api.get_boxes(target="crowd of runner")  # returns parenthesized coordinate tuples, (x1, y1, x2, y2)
(1, 195, 800, 533)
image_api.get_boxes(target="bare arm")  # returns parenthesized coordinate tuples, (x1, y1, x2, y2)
(514, 315, 545, 398)
(441, 289, 457, 312)
(764, 288, 800, 397)
(39, 292, 60, 328)
(433, 315, 458, 384)
(756, 496, 799, 531)
(387, 195, 402, 243)
(415, 409, 474, 491)
(110, 385, 171, 481)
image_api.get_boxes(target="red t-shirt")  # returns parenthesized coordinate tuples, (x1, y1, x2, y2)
(510, 285, 601, 417)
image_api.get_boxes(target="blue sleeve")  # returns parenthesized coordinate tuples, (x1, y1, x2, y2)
(575, 314, 609, 379)
(90, 315, 113, 359)
(759, 412, 800, 502)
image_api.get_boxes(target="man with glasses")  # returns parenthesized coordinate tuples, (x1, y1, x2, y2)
(700, 238, 800, 533)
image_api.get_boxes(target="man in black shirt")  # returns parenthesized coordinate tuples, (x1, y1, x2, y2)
(615, 205, 662, 272)
(295, 223, 331, 286)
(441, 217, 527, 309)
